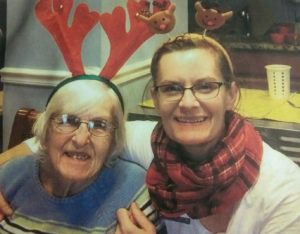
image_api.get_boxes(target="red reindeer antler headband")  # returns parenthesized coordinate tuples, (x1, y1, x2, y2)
(35, 0, 176, 79)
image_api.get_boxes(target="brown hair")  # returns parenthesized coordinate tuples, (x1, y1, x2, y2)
(150, 33, 235, 86)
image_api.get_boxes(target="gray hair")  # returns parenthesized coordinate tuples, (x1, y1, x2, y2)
(33, 79, 125, 167)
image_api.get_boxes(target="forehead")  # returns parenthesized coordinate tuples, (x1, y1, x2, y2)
(56, 81, 114, 118)
(158, 48, 222, 82)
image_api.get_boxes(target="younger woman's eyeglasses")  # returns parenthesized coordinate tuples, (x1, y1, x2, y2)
(51, 114, 116, 137)
(153, 81, 229, 102)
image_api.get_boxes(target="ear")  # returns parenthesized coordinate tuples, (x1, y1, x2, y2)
(222, 11, 233, 21)
(225, 81, 239, 110)
(150, 87, 160, 110)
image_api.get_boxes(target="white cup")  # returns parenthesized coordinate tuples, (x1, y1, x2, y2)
(265, 64, 291, 100)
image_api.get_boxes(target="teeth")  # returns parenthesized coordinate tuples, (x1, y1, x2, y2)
(66, 152, 89, 160)
(176, 117, 206, 123)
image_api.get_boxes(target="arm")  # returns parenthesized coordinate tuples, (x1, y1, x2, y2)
(0, 142, 32, 165)
(0, 138, 35, 218)
(260, 191, 300, 233)
(0, 193, 13, 220)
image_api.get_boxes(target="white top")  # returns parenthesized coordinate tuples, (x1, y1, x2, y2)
(25, 120, 300, 233)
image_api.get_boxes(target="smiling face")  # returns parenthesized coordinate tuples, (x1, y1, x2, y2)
(45, 100, 114, 185)
(194, 2, 233, 31)
(149, 11, 175, 33)
(152, 48, 237, 160)
(36, 79, 124, 195)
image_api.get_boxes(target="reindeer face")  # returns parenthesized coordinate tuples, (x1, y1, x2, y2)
(194, 1, 233, 31)
(149, 11, 175, 34)
(196, 9, 225, 30)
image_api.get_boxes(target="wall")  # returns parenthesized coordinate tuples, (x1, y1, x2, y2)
(1, 0, 188, 150)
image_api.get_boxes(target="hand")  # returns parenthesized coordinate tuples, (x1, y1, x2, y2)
(0, 192, 13, 220)
(115, 202, 156, 234)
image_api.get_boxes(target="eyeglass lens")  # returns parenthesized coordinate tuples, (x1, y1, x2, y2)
(156, 81, 226, 101)
(52, 114, 114, 137)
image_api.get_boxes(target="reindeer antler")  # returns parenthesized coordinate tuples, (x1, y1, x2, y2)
(35, 0, 99, 76)
(99, 0, 155, 79)
(35, 0, 174, 79)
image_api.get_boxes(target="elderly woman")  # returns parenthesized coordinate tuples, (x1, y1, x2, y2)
(0, 75, 151, 233)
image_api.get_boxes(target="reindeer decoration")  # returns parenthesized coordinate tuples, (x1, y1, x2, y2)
(35, 0, 176, 79)
(136, 2, 176, 34)
(194, 1, 233, 32)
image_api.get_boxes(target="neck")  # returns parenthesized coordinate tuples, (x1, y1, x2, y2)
(39, 166, 91, 197)
(181, 138, 222, 164)
(181, 125, 226, 164)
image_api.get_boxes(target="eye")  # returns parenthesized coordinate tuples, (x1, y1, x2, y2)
(91, 119, 109, 130)
(159, 84, 182, 94)
(193, 82, 219, 93)
(57, 114, 79, 126)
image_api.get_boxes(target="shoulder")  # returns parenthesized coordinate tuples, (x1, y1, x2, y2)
(228, 143, 300, 232)
(259, 142, 300, 185)
(0, 155, 35, 175)
(115, 158, 147, 174)
(106, 158, 147, 188)
(248, 142, 300, 204)
(0, 155, 37, 198)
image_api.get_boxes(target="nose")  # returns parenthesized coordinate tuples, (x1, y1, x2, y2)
(178, 88, 199, 108)
(72, 123, 91, 146)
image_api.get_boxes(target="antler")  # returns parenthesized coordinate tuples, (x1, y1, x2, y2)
(35, 0, 99, 76)
(35, 0, 174, 79)
(99, 0, 155, 79)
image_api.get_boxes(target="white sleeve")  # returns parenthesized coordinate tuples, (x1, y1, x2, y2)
(24, 137, 39, 153)
(122, 120, 157, 169)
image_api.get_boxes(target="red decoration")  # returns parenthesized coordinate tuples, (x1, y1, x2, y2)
(99, 0, 154, 79)
(35, 0, 99, 76)
(35, 0, 175, 79)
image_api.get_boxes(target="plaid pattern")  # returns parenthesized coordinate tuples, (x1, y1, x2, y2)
(146, 112, 263, 219)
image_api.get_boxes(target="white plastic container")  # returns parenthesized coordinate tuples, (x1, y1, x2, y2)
(265, 64, 291, 100)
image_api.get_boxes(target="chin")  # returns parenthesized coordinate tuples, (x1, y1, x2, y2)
(169, 131, 208, 145)
(61, 169, 92, 181)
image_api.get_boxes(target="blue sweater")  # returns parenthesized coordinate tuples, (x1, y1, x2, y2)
(0, 155, 148, 233)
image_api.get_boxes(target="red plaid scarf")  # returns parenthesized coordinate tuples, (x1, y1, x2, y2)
(146, 112, 263, 219)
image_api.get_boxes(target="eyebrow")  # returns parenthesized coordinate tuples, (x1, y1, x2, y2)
(158, 77, 219, 85)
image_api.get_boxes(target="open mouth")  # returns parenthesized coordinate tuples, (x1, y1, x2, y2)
(175, 116, 207, 123)
(202, 19, 216, 27)
(65, 151, 90, 161)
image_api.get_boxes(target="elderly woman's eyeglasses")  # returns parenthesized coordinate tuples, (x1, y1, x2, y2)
(51, 114, 116, 137)
(153, 81, 229, 102)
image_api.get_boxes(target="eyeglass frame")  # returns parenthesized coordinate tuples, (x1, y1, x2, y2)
(152, 81, 231, 102)
(50, 114, 117, 137)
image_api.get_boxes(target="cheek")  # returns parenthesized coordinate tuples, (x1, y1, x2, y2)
(47, 131, 67, 148)
(93, 137, 114, 162)
(153, 97, 174, 118)
(46, 134, 68, 161)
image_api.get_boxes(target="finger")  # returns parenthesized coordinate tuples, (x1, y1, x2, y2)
(115, 224, 121, 234)
(130, 202, 156, 233)
(116, 208, 136, 233)
(0, 193, 13, 216)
